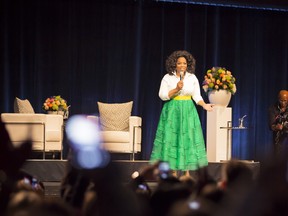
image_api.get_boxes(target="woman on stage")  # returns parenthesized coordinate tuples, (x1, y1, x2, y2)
(150, 50, 213, 177)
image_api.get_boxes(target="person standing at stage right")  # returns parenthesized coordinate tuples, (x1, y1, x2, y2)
(268, 90, 288, 155)
(150, 50, 214, 177)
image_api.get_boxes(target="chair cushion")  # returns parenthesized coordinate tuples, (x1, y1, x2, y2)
(100, 131, 130, 142)
(46, 131, 62, 142)
(14, 97, 35, 113)
(97, 101, 133, 131)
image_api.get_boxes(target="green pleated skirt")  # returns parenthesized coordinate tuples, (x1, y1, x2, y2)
(150, 98, 208, 171)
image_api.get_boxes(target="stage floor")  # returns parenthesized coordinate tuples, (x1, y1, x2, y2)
(21, 159, 260, 182)
(20, 159, 260, 198)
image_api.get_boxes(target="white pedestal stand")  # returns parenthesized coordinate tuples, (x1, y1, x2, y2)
(206, 107, 232, 162)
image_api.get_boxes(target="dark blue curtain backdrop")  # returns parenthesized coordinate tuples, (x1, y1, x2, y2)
(1, 0, 288, 161)
(156, 0, 288, 12)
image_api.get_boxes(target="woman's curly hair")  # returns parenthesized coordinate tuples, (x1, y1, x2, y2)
(165, 50, 196, 75)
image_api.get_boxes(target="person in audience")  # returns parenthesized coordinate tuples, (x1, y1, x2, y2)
(13, 171, 45, 197)
(61, 122, 143, 216)
(268, 89, 288, 155)
(5, 190, 43, 216)
(150, 179, 192, 216)
(178, 175, 197, 194)
(218, 159, 254, 191)
(61, 161, 143, 216)
(168, 165, 222, 216)
(7, 193, 74, 216)
(214, 160, 255, 216)
(0, 120, 32, 214)
(150, 50, 213, 177)
(130, 161, 193, 216)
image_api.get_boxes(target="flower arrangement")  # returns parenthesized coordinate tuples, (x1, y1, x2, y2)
(202, 67, 237, 94)
(42, 95, 68, 112)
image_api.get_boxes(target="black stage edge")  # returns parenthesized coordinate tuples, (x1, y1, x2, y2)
(20, 160, 260, 183)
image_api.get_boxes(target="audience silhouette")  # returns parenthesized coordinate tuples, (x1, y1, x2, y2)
(1, 118, 288, 216)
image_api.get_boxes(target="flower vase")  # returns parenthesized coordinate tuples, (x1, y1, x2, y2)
(57, 110, 64, 116)
(47, 111, 57, 114)
(47, 110, 64, 116)
(208, 90, 232, 107)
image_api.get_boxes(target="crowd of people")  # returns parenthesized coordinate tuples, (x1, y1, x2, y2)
(1, 117, 288, 216)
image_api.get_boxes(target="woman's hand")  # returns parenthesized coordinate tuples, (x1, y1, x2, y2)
(197, 100, 214, 111)
(203, 103, 214, 111)
(176, 80, 184, 91)
(168, 80, 184, 98)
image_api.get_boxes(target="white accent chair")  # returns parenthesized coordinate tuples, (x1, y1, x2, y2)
(1, 113, 64, 159)
(87, 115, 142, 160)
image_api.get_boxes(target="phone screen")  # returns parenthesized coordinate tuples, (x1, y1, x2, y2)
(66, 115, 110, 169)
(158, 161, 170, 179)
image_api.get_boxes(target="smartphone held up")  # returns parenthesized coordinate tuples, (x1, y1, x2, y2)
(65, 115, 110, 169)
(158, 161, 171, 179)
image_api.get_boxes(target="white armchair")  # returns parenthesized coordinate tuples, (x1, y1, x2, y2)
(1, 113, 64, 159)
(87, 115, 142, 160)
